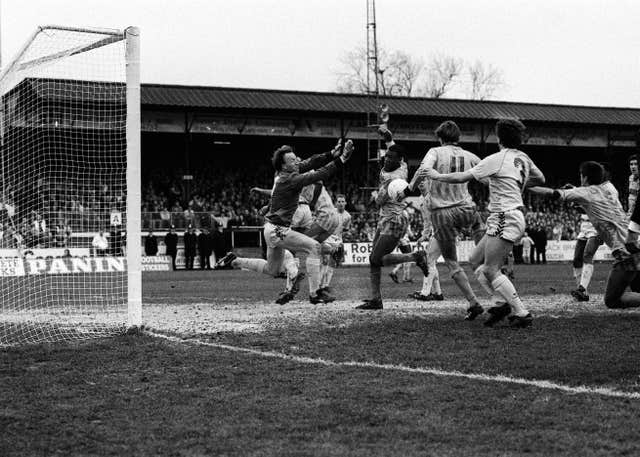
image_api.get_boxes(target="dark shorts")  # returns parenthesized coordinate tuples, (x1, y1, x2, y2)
(377, 213, 409, 239)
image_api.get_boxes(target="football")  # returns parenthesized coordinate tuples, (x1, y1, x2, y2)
(387, 178, 409, 200)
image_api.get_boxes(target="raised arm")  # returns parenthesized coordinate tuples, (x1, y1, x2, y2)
(292, 141, 353, 188)
(298, 139, 345, 173)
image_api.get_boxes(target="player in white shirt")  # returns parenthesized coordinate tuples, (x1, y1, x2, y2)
(429, 119, 545, 328)
(531, 160, 640, 309)
(410, 120, 485, 320)
(318, 194, 351, 298)
(571, 211, 603, 301)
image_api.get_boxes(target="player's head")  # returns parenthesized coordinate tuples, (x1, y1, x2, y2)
(381, 143, 404, 172)
(435, 120, 460, 144)
(495, 119, 526, 148)
(629, 154, 639, 176)
(272, 145, 299, 173)
(579, 161, 605, 186)
(417, 178, 430, 197)
(336, 194, 347, 211)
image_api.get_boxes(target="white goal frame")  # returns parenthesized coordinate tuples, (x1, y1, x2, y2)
(0, 24, 142, 341)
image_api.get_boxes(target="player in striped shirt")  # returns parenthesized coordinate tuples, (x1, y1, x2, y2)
(410, 120, 485, 320)
(531, 160, 640, 309)
(357, 127, 430, 310)
(430, 119, 545, 328)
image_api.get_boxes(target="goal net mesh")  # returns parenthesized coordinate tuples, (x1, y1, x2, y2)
(0, 26, 130, 346)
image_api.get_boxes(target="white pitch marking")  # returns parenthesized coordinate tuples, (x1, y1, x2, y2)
(147, 330, 640, 400)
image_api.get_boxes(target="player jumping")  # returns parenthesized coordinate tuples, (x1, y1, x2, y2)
(216, 140, 353, 304)
(357, 127, 430, 310)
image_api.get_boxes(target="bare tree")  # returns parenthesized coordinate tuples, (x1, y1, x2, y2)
(336, 47, 506, 100)
(466, 60, 505, 100)
(335, 47, 423, 96)
(420, 54, 464, 98)
(335, 47, 369, 94)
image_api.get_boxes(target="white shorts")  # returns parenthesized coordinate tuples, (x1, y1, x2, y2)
(263, 222, 291, 248)
(577, 228, 598, 240)
(486, 210, 525, 243)
(322, 234, 342, 253)
(314, 209, 340, 233)
(292, 204, 313, 231)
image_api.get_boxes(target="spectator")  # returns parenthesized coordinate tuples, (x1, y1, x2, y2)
(197, 228, 212, 270)
(164, 225, 178, 270)
(109, 228, 123, 256)
(183, 225, 197, 270)
(513, 237, 524, 264)
(211, 222, 228, 267)
(521, 232, 534, 264)
(92, 229, 109, 256)
(144, 230, 158, 256)
(534, 224, 548, 264)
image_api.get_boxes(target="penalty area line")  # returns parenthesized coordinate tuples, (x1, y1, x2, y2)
(147, 330, 640, 400)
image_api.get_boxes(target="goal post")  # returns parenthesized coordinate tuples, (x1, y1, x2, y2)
(125, 27, 142, 328)
(0, 25, 142, 345)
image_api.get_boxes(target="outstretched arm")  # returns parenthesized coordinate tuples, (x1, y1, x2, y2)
(430, 170, 475, 184)
(250, 187, 272, 197)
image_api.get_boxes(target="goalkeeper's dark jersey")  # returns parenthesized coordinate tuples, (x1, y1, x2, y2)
(266, 152, 343, 228)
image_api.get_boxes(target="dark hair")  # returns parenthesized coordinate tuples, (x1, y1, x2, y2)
(271, 145, 294, 171)
(579, 161, 604, 185)
(629, 154, 639, 165)
(336, 194, 346, 200)
(435, 120, 461, 143)
(496, 119, 526, 148)
(387, 143, 405, 159)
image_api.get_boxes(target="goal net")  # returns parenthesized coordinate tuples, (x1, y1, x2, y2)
(0, 25, 141, 346)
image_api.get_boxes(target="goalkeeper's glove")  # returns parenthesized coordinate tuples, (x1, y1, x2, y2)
(377, 125, 393, 143)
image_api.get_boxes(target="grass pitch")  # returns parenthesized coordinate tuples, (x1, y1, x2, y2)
(1, 263, 639, 456)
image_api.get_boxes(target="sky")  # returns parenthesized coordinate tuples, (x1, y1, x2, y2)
(2, 0, 639, 107)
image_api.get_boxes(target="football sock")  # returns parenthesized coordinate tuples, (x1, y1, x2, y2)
(392, 263, 402, 275)
(306, 256, 322, 296)
(491, 274, 528, 316)
(322, 266, 334, 288)
(429, 258, 441, 294)
(420, 274, 433, 296)
(402, 263, 411, 281)
(283, 250, 298, 277)
(432, 273, 442, 295)
(573, 267, 582, 287)
(580, 263, 593, 292)
(234, 258, 267, 275)
(319, 263, 329, 288)
(370, 265, 382, 300)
